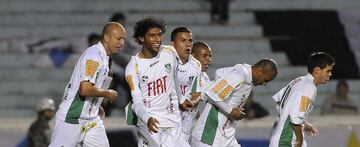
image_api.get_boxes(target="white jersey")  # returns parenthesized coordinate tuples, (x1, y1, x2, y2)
(197, 72, 213, 115)
(269, 74, 317, 147)
(55, 42, 111, 124)
(178, 56, 202, 142)
(178, 55, 202, 97)
(125, 45, 185, 128)
(200, 72, 212, 93)
(192, 64, 253, 146)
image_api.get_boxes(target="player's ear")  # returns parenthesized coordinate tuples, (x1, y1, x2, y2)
(253, 67, 262, 77)
(139, 36, 144, 44)
(104, 34, 110, 43)
(313, 67, 321, 75)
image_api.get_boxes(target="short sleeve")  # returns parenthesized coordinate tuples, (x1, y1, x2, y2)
(79, 55, 101, 84)
(205, 68, 246, 102)
(289, 84, 316, 125)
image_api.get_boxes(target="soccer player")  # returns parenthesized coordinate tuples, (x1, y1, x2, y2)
(191, 59, 278, 147)
(269, 52, 335, 147)
(49, 22, 124, 147)
(191, 41, 213, 115)
(171, 27, 202, 146)
(125, 17, 193, 147)
(191, 41, 212, 86)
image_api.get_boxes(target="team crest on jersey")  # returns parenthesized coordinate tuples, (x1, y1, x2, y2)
(164, 63, 172, 73)
(141, 75, 149, 82)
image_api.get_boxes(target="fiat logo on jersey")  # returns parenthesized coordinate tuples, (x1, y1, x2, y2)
(164, 63, 172, 73)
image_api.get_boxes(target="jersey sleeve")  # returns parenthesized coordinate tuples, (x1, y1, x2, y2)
(289, 84, 316, 125)
(205, 67, 246, 102)
(125, 57, 152, 124)
(214, 66, 234, 80)
(79, 55, 101, 84)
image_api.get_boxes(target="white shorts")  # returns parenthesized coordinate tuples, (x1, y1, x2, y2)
(269, 138, 307, 147)
(137, 125, 189, 147)
(49, 118, 109, 147)
(180, 131, 191, 147)
(191, 136, 240, 147)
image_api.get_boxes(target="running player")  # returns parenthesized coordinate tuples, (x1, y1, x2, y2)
(269, 52, 335, 147)
(125, 17, 193, 147)
(171, 27, 202, 146)
(191, 59, 278, 147)
(49, 22, 124, 147)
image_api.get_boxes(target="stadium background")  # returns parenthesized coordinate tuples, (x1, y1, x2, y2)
(0, 0, 360, 146)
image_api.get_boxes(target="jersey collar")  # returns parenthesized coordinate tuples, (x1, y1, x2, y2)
(97, 42, 110, 61)
(243, 64, 253, 85)
(306, 73, 315, 81)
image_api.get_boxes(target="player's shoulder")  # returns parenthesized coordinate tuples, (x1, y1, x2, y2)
(82, 45, 101, 60)
(215, 64, 246, 80)
(161, 45, 177, 55)
(126, 56, 138, 69)
(79, 46, 102, 65)
(125, 56, 139, 74)
(292, 75, 316, 96)
(189, 56, 202, 70)
(232, 64, 248, 76)
(161, 45, 180, 59)
(302, 77, 316, 92)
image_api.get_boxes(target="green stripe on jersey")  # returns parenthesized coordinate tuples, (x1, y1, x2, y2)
(191, 76, 198, 93)
(279, 116, 293, 147)
(201, 106, 219, 145)
(65, 91, 85, 124)
(126, 101, 138, 125)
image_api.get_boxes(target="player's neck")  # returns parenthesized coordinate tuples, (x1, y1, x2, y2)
(101, 40, 111, 56)
(139, 48, 158, 59)
(310, 73, 321, 86)
(180, 57, 189, 64)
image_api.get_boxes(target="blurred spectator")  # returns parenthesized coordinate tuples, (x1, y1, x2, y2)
(87, 33, 101, 47)
(110, 12, 126, 25)
(27, 97, 56, 147)
(321, 80, 359, 115)
(244, 91, 269, 120)
(209, 0, 230, 25)
(109, 12, 139, 67)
